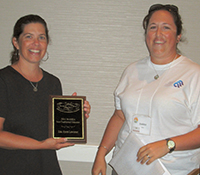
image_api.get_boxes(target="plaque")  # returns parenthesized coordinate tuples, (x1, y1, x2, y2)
(49, 95, 87, 143)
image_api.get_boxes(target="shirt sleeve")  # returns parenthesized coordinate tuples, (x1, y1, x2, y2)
(114, 65, 130, 111)
(190, 88, 200, 127)
(114, 93, 121, 110)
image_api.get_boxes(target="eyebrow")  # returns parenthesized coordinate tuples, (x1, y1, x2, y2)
(148, 22, 172, 26)
(22, 33, 46, 36)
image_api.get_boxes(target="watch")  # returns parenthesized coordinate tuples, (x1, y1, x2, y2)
(166, 138, 176, 153)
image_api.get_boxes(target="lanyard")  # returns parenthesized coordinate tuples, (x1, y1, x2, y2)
(135, 59, 173, 117)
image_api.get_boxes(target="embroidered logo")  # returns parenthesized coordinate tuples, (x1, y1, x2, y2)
(173, 80, 184, 88)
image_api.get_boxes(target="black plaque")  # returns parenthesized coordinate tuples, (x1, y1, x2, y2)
(49, 95, 87, 143)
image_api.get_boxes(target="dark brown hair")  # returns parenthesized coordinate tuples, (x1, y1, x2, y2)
(143, 4, 183, 36)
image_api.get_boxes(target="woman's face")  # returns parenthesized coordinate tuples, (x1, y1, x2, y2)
(13, 22, 48, 64)
(145, 10, 181, 63)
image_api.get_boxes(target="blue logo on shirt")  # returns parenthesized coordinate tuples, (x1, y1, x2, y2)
(173, 80, 184, 88)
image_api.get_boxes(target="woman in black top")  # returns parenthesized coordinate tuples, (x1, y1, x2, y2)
(0, 14, 91, 175)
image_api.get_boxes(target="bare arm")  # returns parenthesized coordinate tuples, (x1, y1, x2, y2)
(137, 125, 200, 165)
(92, 110, 125, 175)
(0, 117, 74, 150)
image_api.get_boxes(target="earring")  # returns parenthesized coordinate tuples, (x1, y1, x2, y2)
(15, 50, 19, 61)
(42, 52, 49, 61)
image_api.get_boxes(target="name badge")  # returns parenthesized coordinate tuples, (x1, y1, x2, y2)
(132, 114, 151, 135)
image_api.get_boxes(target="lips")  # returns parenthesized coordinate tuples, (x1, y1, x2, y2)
(154, 40, 165, 44)
(29, 49, 40, 53)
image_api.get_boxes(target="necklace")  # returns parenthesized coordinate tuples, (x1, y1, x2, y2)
(151, 54, 177, 80)
(29, 81, 38, 92)
(16, 64, 39, 92)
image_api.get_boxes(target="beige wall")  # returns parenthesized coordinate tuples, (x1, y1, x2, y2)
(0, 0, 200, 174)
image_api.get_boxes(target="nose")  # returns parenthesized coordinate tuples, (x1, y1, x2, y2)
(33, 38, 39, 45)
(156, 27, 162, 37)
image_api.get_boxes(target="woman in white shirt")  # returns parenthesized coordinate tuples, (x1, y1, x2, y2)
(92, 4, 200, 175)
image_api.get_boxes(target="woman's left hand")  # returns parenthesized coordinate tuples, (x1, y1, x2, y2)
(72, 92, 91, 119)
(136, 140, 169, 165)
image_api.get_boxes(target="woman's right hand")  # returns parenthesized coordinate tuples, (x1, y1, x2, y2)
(41, 138, 75, 150)
(92, 155, 107, 175)
(0, 117, 75, 150)
(92, 110, 125, 175)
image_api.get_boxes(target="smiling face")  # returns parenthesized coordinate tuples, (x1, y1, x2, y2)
(12, 22, 48, 64)
(145, 10, 181, 64)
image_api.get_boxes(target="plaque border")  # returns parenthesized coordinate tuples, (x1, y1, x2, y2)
(49, 95, 87, 143)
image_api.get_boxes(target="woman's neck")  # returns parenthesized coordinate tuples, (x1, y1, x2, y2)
(12, 61, 43, 82)
(150, 54, 180, 65)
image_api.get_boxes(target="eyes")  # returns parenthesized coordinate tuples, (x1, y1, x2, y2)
(148, 24, 171, 31)
(23, 33, 47, 42)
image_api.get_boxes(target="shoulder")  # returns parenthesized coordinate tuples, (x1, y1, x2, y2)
(123, 57, 149, 74)
(176, 56, 200, 86)
(41, 70, 62, 94)
(116, 57, 148, 85)
(178, 56, 200, 73)
(0, 66, 12, 75)
(0, 66, 17, 82)
(42, 69, 61, 83)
